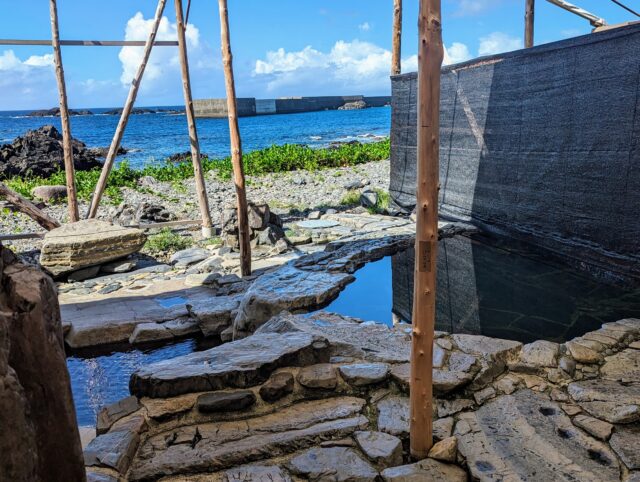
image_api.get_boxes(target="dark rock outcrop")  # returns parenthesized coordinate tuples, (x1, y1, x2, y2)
(28, 107, 93, 117)
(221, 201, 286, 249)
(0, 243, 85, 481)
(0, 125, 102, 179)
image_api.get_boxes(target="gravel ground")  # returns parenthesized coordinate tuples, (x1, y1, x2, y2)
(1, 159, 390, 254)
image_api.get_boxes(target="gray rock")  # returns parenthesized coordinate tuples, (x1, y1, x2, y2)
(297, 363, 338, 389)
(130, 332, 329, 398)
(520, 340, 560, 367)
(381, 458, 467, 482)
(86, 470, 118, 482)
(428, 436, 457, 463)
(31, 185, 67, 202)
(568, 379, 640, 423)
(96, 396, 140, 435)
(223, 465, 292, 481)
(189, 295, 240, 337)
(572, 414, 613, 441)
(68, 265, 101, 282)
(84, 417, 144, 474)
(197, 390, 256, 413)
(184, 272, 220, 287)
(601, 348, 640, 382)
(610, 424, 640, 470)
(433, 417, 454, 441)
(338, 362, 390, 386)
(295, 219, 340, 229)
(170, 248, 210, 267)
(354, 431, 403, 466)
(259, 372, 294, 402)
(451, 334, 522, 361)
(100, 259, 137, 274)
(378, 396, 409, 437)
(565, 340, 602, 364)
(455, 390, 620, 481)
(390, 363, 473, 394)
(287, 447, 378, 481)
(307, 210, 322, 220)
(40, 219, 146, 277)
(97, 283, 121, 295)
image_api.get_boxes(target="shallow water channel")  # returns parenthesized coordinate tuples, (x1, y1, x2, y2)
(67, 233, 640, 426)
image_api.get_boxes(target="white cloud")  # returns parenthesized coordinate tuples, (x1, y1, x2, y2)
(0, 50, 57, 109)
(359, 22, 371, 32)
(478, 32, 523, 56)
(445, 42, 472, 64)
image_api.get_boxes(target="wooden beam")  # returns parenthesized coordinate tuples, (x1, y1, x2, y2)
(0, 39, 178, 46)
(0, 184, 60, 231)
(174, 0, 213, 238)
(218, 0, 252, 277)
(392, 0, 403, 75)
(525, 0, 535, 48)
(0, 233, 46, 242)
(545, 0, 606, 27)
(87, 0, 167, 219)
(49, 0, 79, 222)
(411, 0, 443, 459)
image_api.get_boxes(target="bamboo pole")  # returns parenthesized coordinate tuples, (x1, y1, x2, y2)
(525, 0, 535, 48)
(174, 0, 213, 238)
(410, 0, 443, 459)
(0, 184, 61, 231)
(218, 0, 251, 277)
(88, 0, 167, 219)
(49, 0, 79, 222)
(392, 0, 403, 75)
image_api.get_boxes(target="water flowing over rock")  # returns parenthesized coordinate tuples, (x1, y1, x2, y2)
(0, 125, 101, 178)
(0, 243, 85, 481)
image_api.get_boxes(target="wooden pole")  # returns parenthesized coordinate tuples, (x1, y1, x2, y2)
(410, 0, 443, 459)
(218, 0, 251, 277)
(0, 39, 178, 46)
(0, 184, 61, 231)
(525, 0, 535, 48)
(49, 0, 79, 222)
(88, 0, 167, 219)
(174, 0, 213, 238)
(392, 0, 403, 75)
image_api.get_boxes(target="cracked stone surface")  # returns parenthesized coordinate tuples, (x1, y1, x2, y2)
(354, 431, 403, 467)
(381, 458, 467, 482)
(287, 447, 378, 481)
(338, 362, 390, 386)
(568, 379, 640, 424)
(609, 424, 640, 470)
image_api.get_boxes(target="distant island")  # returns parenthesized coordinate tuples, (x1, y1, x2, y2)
(27, 107, 185, 117)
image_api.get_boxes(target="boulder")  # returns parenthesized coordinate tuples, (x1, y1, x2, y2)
(0, 243, 85, 481)
(221, 201, 285, 250)
(259, 372, 295, 402)
(31, 185, 67, 202)
(338, 100, 367, 110)
(40, 220, 146, 277)
(197, 390, 256, 413)
(354, 431, 403, 466)
(109, 202, 176, 226)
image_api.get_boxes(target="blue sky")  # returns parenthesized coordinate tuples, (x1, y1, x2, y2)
(1, 0, 636, 109)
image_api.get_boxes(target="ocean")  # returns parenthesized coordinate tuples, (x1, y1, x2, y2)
(0, 106, 391, 169)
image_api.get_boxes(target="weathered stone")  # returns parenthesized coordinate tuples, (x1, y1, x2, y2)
(455, 390, 619, 481)
(129, 397, 367, 480)
(601, 348, 640, 382)
(170, 248, 210, 268)
(184, 272, 219, 287)
(189, 295, 241, 337)
(295, 219, 340, 229)
(84, 417, 145, 474)
(572, 414, 613, 441)
(447, 351, 478, 373)
(40, 220, 146, 276)
(389, 363, 473, 394)
(223, 465, 292, 481)
(381, 458, 467, 482)
(287, 447, 378, 481)
(32, 184, 68, 202)
(338, 362, 390, 386)
(197, 390, 256, 413)
(354, 431, 403, 466)
(432, 344, 447, 367)
(86, 470, 118, 482)
(610, 424, 640, 470)
(562, 404, 583, 416)
(451, 334, 522, 361)
(565, 340, 602, 364)
(68, 265, 101, 282)
(520, 340, 560, 367)
(96, 396, 140, 435)
(568, 379, 640, 423)
(0, 245, 85, 481)
(437, 399, 475, 417)
(474, 386, 496, 404)
(428, 436, 457, 463)
(494, 374, 520, 394)
(128, 322, 174, 344)
(130, 332, 328, 398)
(378, 396, 410, 436)
(297, 363, 338, 389)
(259, 372, 294, 402)
(559, 356, 577, 376)
(630, 341, 640, 350)
(100, 259, 136, 274)
(433, 417, 454, 441)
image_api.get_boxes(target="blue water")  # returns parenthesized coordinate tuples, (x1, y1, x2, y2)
(0, 106, 391, 169)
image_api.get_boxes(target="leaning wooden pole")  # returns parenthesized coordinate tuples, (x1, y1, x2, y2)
(392, 0, 403, 75)
(525, 0, 535, 48)
(49, 0, 79, 222)
(218, 0, 251, 276)
(410, 0, 443, 459)
(88, 0, 167, 219)
(0, 184, 60, 231)
(174, 0, 213, 238)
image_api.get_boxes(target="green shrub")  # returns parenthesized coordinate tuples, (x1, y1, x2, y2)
(367, 188, 391, 214)
(144, 228, 192, 254)
(340, 190, 361, 206)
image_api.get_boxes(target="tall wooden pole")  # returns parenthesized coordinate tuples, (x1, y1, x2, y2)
(525, 0, 535, 48)
(218, 0, 251, 276)
(392, 0, 403, 75)
(88, 0, 167, 219)
(410, 0, 443, 459)
(49, 0, 79, 222)
(174, 0, 213, 238)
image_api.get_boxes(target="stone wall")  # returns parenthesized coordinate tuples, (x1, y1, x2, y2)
(390, 23, 640, 285)
(193, 98, 256, 118)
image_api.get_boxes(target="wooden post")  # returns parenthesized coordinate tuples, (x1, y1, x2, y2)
(392, 0, 403, 75)
(49, 0, 79, 222)
(174, 0, 213, 238)
(410, 0, 443, 459)
(88, 0, 167, 219)
(218, 0, 251, 277)
(525, 0, 535, 48)
(0, 184, 61, 231)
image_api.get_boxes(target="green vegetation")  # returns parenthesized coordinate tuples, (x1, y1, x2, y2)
(367, 188, 391, 215)
(340, 190, 361, 207)
(3, 140, 390, 204)
(143, 228, 192, 255)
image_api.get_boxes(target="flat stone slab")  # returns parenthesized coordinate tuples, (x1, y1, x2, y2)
(295, 219, 341, 229)
(297, 364, 338, 389)
(389, 363, 473, 394)
(128, 397, 367, 480)
(455, 389, 620, 481)
(130, 332, 328, 398)
(338, 363, 390, 386)
(287, 447, 378, 481)
(354, 431, 403, 466)
(601, 348, 640, 381)
(197, 390, 256, 413)
(568, 379, 640, 423)
(377, 396, 410, 437)
(609, 424, 640, 470)
(381, 458, 467, 482)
